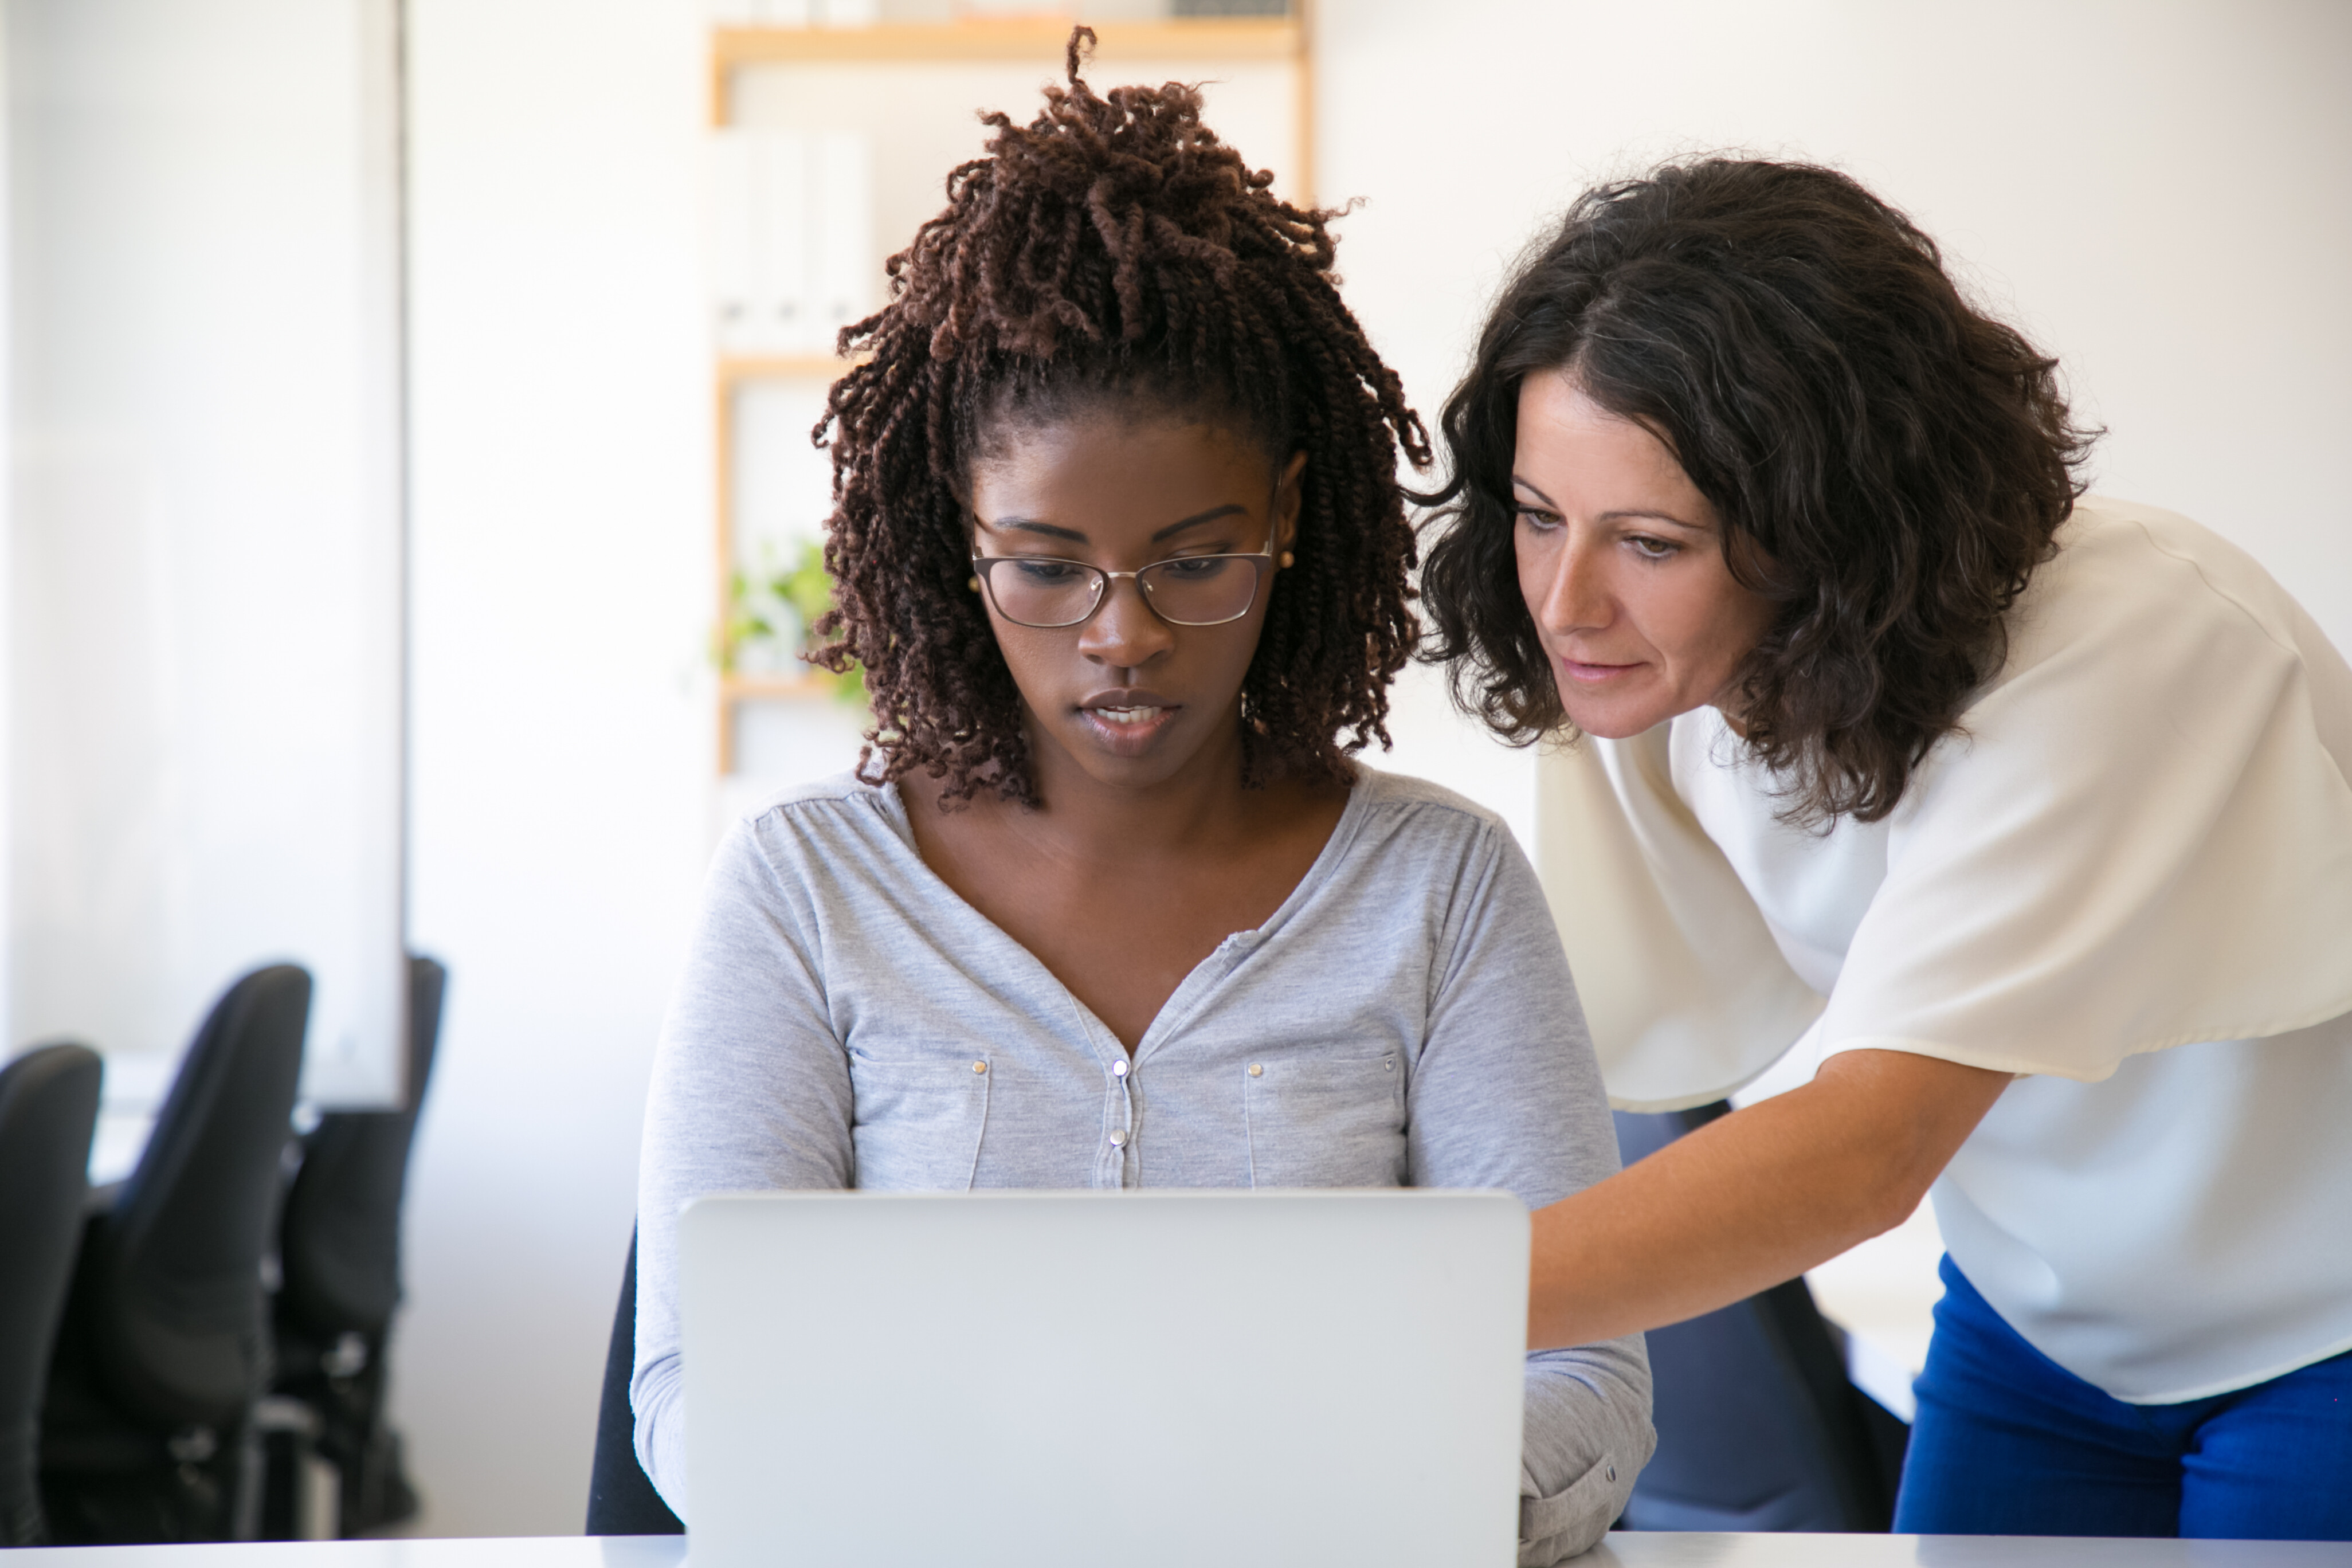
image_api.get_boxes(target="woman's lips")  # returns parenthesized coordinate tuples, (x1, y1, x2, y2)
(1076, 696, 1181, 755)
(1558, 657, 1643, 685)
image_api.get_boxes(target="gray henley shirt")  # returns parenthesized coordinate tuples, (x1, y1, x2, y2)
(634, 767, 1652, 1563)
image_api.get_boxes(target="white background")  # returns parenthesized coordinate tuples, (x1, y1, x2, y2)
(389, 0, 2352, 1535)
(6, 0, 406, 1108)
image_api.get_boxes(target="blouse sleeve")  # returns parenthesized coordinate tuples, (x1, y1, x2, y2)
(1534, 729, 1825, 1110)
(630, 812, 856, 1520)
(1536, 499, 2352, 1102)
(1814, 502, 2352, 1079)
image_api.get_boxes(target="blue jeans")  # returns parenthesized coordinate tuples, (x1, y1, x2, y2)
(1894, 1255, 2352, 1539)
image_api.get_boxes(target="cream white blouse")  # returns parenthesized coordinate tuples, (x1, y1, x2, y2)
(1535, 496, 2352, 1403)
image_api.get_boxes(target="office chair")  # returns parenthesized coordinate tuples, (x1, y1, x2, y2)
(38, 965, 311, 1545)
(0, 1043, 105, 1546)
(264, 955, 446, 1539)
(586, 1232, 684, 1536)
(1612, 1101, 1908, 1532)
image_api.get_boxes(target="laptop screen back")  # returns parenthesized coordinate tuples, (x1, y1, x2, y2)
(679, 1189, 1528, 1568)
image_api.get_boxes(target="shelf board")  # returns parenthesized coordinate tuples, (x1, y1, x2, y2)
(720, 352, 867, 384)
(715, 17, 1303, 68)
(723, 671, 838, 700)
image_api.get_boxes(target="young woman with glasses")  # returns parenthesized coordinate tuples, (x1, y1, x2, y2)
(629, 39, 1651, 1561)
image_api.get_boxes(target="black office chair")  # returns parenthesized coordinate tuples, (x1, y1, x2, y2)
(586, 1232, 684, 1536)
(1612, 1101, 1908, 1532)
(0, 1043, 105, 1546)
(264, 955, 446, 1539)
(38, 965, 311, 1545)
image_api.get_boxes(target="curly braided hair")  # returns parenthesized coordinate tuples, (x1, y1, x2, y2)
(810, 30, 1428, 808)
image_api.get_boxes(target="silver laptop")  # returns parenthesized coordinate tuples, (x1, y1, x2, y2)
(679, 1189, 1529, 1568)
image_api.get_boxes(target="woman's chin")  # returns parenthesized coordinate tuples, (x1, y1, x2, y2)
(1558, 689, 1683, 742)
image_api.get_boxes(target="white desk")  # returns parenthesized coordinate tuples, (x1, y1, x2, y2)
(5, 1536, 2345, 1566)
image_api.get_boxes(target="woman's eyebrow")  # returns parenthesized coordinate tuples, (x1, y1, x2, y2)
(1600, 507, 1709, 532)
(984, 517, 1087, 543)
(1510, 477, 1707, 532)
(1151, 504, 1246, 543)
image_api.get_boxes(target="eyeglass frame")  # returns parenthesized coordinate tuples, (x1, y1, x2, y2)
(968, 535, 1283, 630)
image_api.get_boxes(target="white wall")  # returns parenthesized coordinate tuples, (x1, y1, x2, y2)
(394, 0, 710, 1535)
(1339, 0, 2352, 846)
(384, 0, 2352, 1536)
(6, 0, 406, 1108)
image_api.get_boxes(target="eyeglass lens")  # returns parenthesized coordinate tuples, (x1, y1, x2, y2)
(984, 555, 1265, 628)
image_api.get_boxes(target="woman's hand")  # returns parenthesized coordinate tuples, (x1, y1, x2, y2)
(1528, 1047, 2012, 1349)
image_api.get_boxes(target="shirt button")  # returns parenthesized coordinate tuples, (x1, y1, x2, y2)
(1112, 1060, 1129, 1078)
(1109, 1129, 1128, 1147)
(1248, 1063, 1264, 1077)
(972, 1061, 987, 1075)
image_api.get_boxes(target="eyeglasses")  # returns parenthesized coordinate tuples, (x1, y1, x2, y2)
(970, 548, 1274, 629)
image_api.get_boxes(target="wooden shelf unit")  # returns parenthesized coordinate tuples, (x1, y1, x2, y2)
(709, 8, 1314, 776)
(714, 16, 1304, 69)
(708, 11, 1316, 207)
(719, 352, 866, 385)
(714, 354, 859, 774)
(723, 671, 837, 701)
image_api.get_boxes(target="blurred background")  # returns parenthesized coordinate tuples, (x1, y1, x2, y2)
(3, 0, 2346, 1539)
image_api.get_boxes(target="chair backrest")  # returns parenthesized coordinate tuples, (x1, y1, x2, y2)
(276, 955, 447, 1340)
(80, 965, 311, 1430)
(0, 1042, 103, 1546)
(1612, 1103, 1902, 1532)
(585, 1232, 684, 1536)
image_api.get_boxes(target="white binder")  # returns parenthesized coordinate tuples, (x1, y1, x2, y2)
(751, 130, 813, 352)
(811, 130, 876, 347)
(708, 128, 758, 353)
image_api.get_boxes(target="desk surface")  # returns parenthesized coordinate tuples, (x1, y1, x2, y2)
(6, 1535, 2345, 1565)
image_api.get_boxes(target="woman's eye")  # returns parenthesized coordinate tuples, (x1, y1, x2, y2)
(1514, 506, 1560, 530)
(1010, 559, 1087, 586)
(1157, 555, 1226, 579)
(1626, 535, 1680, 560)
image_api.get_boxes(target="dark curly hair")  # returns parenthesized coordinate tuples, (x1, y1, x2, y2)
(809, 31, 1428, 808)
(1418, 158, 2097, 824)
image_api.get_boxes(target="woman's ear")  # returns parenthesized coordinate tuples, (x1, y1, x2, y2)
(1273, 449, 1308, 560)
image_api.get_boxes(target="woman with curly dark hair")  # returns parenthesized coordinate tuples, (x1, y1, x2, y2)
(630, 41, 1649, 1560)
(1421, 157, 2352, 1539)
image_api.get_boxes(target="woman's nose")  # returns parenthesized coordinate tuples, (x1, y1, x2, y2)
(1534, 535, 1610, 633)
(1078, 573, 1175, 668)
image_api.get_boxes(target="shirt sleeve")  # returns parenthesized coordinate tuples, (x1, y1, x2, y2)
(631, 812, 856, 1521)
(1535, 730, 1826, 1109)
(1408, 813, 1655, 1565)
(1814, 503, 2352, 1079)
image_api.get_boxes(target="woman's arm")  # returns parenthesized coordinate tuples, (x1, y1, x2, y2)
(1403, 807, 1652, 1565)
(1528, 1047, 2010, 1350)
(633, 814, 856, 1518)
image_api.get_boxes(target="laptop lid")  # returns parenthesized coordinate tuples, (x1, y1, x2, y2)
(679, 1189, 1528, 1568)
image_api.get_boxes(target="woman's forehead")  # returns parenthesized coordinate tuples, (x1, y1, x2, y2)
(969, 415, 1275, 534)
